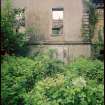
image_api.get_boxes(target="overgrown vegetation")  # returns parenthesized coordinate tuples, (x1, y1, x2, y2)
(88, 0, 98, 40)
(92, 28, 104, 60)
(82, 0, 104, 60)
(1, 0, 104, 105)
(1, 55, 104, 105)
(1, 0, 28, 56)
(82, 0, 98, 41)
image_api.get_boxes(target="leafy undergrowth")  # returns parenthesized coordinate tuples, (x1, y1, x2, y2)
(1, 54, 104, 105)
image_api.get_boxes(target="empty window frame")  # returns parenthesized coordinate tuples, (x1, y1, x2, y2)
(13, 8, 25, 33)
(52, 8, 64, 35)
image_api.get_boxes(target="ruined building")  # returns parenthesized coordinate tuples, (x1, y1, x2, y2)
(1, 0, 104, 62)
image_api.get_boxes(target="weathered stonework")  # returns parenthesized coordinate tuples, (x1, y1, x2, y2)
(2, 0, 92, 62)
(28, 44, 91, 63)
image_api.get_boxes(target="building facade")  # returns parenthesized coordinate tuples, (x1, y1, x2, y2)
(2, 0, 93, 62)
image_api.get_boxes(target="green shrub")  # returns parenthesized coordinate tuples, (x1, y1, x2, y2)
(25, 74, 104, 105)
(1, 56, 35, 105)
(1, 0, 28, 56)
(66, 57, 104, 83)
(1, 55, 64, 105)
(1, 55, 104, 105)
(30, 52, 64, 77)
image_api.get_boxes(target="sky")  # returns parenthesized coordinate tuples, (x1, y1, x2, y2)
(52, 11, 63, 20)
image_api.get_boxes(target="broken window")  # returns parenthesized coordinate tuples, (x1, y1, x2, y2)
(13, 8, 25, 33)
(52, 8, 64, 35)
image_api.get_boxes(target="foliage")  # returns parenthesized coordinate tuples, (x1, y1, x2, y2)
(25, 73, 103, 105)
(83, 0, 104, 60)
(1, 53, 64, 105)
(82, 0, 98, 41)
(88, 0, 98, 40)
(1, 1, 103, 104)
(1, 0, 28, 55)
(1, 56, 35, 105)
(1, 55, 104, 105)
(92, 28, 104, 60)
(66, 57, 104, 83)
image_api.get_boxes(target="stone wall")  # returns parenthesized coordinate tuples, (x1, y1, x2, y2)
(12, 0, 85, 42)
(2, 0, 92, 62)
(28, 43, 91, 63)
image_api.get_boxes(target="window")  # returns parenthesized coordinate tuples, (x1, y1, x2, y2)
(52, 8, 64, 35)
(52, 8, 63, 20)
(13, 8, 25, 33)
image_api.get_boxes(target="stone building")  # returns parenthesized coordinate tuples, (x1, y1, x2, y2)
(2, 0, 97, 62)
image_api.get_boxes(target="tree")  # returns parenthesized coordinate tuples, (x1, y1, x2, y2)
(1, 0, 28, 56)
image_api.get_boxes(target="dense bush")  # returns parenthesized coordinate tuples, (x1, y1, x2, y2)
(1, 0, 28, 55)
(1, 54, 64, 105)
(1, 56, 104, 105)
(24, 74, 104, 105)
(92, 28, 104, 60)
(1, 56, 35, 105)
(66, 57, 104, 83)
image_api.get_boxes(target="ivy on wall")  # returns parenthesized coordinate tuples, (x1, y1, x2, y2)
(82, 0, 104, 60)
(82, 0, 98, 42)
